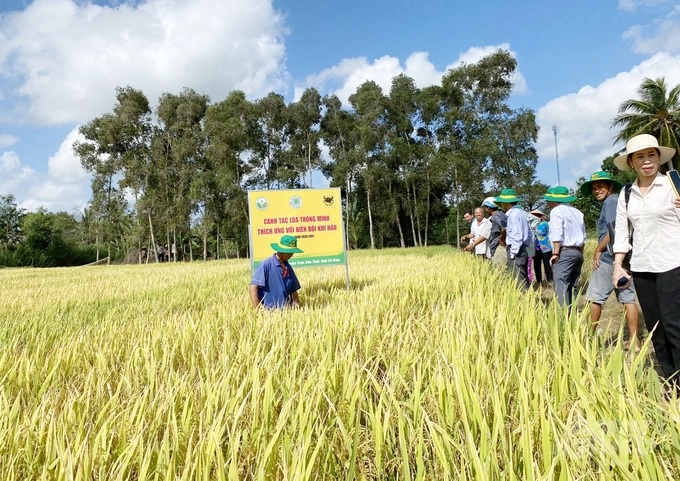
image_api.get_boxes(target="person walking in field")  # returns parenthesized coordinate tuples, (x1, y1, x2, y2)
(611, 134, 680, 388)
(544, 186, 586, 309)
(463, 207, 491, 258)
(581, 171, 639, 348)
(483, 197, 506, 254)
(249, 235, 303, 309)
(533, 214, 553, 287)
(483, 196, 507, 267)
(460, 210, 475, 247)
(494, 188, 532, 289)
(156, 241, 165, 263)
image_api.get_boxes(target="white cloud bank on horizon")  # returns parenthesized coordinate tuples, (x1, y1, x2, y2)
(0, 0, 287, 125)
(0, 128, 90, 212)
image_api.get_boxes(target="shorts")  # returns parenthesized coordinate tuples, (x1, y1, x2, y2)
(586, 261, 636, 305)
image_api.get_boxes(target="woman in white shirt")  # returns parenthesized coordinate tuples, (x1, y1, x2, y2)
(612, 134, 680, 387)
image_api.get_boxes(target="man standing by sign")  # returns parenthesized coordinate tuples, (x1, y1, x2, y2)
(249, 235, 303, 309)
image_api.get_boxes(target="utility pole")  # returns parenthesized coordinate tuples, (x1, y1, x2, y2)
(552, 125, 561, 185)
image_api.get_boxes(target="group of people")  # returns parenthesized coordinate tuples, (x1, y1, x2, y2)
(462, 185, 586, 308)
(156, 241, 176, 262)
(249, 134, 680, 389)
(460, 134, 680, 388)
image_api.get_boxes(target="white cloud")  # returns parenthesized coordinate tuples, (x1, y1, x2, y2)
(535, 52, 680, 187)
(0, 0, 287, 125)
(624, 19, 680, 54)
(0, 134, 18, 148)
(618, 0, 670, 12)
(0, 150, 35, 197)
(1, 127, 91, 212)
(295, 44, 526, 104)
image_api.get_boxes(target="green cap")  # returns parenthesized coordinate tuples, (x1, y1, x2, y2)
(543, 186, 576, 203)
(579, 171, 623, 197)
(270, 235, 303, 253)
(494, 188, 522, 204)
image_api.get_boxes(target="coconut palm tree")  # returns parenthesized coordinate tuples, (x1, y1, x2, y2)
(612, 77, 680, 169)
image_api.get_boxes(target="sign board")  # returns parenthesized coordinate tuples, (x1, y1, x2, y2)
(248, 188, 346, 269)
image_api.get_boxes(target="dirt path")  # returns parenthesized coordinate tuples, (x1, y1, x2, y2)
(539, 283, 647, 345)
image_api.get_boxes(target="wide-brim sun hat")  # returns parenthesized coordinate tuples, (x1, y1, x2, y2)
(529, 209, 544, 217)
(271, 235, 303, 253)
(544, 186, 576, 203)
(579, 171, 624, 196)
(494, 188, 521, 204)
(482, 196, 497, 208)
(613, 134, 675, 171)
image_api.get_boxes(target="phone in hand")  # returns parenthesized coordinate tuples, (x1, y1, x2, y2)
(617, 276, 629, 289)
(667, 169, 680, 199)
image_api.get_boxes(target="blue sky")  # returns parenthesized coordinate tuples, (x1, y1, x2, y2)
(2, 0, 680, 212)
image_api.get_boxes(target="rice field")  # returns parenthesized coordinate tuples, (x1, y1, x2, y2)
(0, 246, 678, 480)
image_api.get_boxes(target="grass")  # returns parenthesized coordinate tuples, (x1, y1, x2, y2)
(0, 246, 678, 479)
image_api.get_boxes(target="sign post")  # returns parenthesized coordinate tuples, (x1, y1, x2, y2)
(248, 188, 349, 287)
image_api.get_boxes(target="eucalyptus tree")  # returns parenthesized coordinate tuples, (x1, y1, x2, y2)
(386, 74, 420, 247)
(441, 50, 519, 203)
(486, 108, 539, 192)
(386, 74, 452, 247)
(414, 85, 455, 246)
(152, 88, 209, 259)
(110, 87, 152, 261)
(319, 94, 364, 248)
(203, 90, 258, 258)
(288, 87, 322, 187)
(612, 77, 680, 169)
(437, 49, 538, 244)
(252, 92, 289, 188)
(74, 86, 151, 261)
(73, 120, 112, 261)
(349, 80, 390, 249)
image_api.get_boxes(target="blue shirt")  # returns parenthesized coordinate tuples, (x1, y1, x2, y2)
(505, 206, 532, 256)
(535, 221, 552, 253)
(597, 194, 618, 265)
(251, 254, 301, 309)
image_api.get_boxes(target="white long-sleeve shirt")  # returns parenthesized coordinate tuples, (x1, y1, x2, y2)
(612, 173, 680, 273)
(548, 203, 586, 248)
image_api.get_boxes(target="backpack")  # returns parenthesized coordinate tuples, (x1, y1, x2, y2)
(605, 184, 632, 271)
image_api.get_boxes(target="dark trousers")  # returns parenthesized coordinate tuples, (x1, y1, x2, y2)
(507, 244, 529, 290)
(552, 250, 583, 307)
(533, 250, 553, 283)
(633, 266, 680, 383)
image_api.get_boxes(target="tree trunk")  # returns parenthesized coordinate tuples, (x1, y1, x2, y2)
(367, 187, 375, 249)
(395, 211, 406, 248)
(407, 184, 418, 247)
(148, 212, 158, 263)
(424, 182, 430, 247)
(455, 208, 461, 250)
